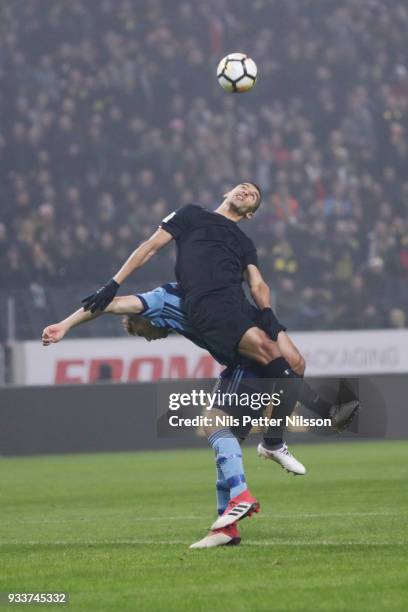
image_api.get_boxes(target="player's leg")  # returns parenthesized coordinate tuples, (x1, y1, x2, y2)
(239, 328, 316, 467)
(223, 358, 307, 476)
(274, 330, 332, 416)
(238, 326, 283, 364)
(256, 330, 307, 472)
(204, 408, 259, 530)
(276, 331, 305, 376)
(207, 375, 233, 518)
(190, 406, 250, 549)
(215, 462, 230, 518)
(240, 327, 359, 433)
(261, 330, 307, 464)
(275, 331, 359, 430)
(238, 326, 303, 443)
(232, 322, 308, 471)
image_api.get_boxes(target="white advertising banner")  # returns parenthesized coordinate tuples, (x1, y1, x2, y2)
(12, 329, 408, 385)
(13, 336, 224, 385)
(293, 329, 408, 377)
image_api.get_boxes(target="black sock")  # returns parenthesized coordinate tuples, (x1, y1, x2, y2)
(263, 437, 284, 449)
(262, 357, 333, 417)
(261, 357, 338, 448)
(297, 376, 332, 417)
(309, 395, 332, 418)
(262, 357, 301, 445)
(261, 356, 292, 378)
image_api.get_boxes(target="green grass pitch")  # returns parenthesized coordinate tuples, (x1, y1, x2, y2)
(1, 441, 407, 611)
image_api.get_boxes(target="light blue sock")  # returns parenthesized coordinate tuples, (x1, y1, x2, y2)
(208, 428, 247, 499)
(215, 465, 230, 515)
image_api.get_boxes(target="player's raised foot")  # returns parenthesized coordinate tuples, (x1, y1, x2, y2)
(211, 489, 260, 530)
(189, 523, 241, 549)
(330, 400, 360, 432)
(257, 442, 306, 475)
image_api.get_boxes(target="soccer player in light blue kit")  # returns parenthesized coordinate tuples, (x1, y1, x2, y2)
(42, 280, 306, 543)
(42, 281, 356, 548)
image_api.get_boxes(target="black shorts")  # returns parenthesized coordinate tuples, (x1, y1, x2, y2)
(184, 287, 286, 364)
(213, 361, 274, 440)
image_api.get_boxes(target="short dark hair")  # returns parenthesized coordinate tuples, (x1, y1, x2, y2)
(247, 182, 262, 209)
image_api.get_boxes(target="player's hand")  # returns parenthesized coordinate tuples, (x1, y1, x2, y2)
(42, 324, 67, 346)
(81, 278, 119, 313)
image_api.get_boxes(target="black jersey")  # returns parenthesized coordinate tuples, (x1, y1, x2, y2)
(160, 204, 258, 297)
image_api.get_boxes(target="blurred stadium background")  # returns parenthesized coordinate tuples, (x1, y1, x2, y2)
(0, 0, 407, 427)
(1, 3, 408, 609)
(1, 0, 408, 411)
(1, 0, 408, 343)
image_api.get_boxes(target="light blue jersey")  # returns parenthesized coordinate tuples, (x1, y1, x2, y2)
(137, 282, 190, 334)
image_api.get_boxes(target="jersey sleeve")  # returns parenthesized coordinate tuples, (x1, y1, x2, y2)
(136, 286, 166, 319)
(242, 238, 258, 268)
(159, 204, 196, 239)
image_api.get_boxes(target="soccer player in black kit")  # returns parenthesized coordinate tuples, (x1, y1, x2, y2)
(82, 182, 358, 547)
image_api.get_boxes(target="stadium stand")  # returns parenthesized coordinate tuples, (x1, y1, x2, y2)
(1, 0, 408, 338)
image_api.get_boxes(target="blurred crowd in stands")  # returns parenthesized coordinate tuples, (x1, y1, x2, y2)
(1, 0, 408, 335)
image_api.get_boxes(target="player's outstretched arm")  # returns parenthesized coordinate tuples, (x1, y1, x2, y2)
(42, 296, 144, 346)
(82, 229, 173, 313)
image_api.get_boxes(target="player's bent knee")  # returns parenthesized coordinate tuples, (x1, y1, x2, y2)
(239, 326, 281, 364)
(249, 335, 274, 364)
(259, 337, 281, 363)
(289, 353, 306, 376)
(297, 355, 306, 376)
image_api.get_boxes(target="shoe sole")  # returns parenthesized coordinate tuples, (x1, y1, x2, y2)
(190, 535, 241, 549)
(333, 402, 360, 432)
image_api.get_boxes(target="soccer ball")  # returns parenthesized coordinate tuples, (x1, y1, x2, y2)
(217, 53, 257, 93)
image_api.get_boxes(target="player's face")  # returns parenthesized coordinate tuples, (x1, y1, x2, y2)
(224, 183, 259, 217)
